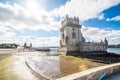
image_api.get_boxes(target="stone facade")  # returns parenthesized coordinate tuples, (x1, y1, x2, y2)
(59, 15, 108, 54)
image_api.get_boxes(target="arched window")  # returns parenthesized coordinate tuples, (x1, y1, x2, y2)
(72, 28, 76, 38)
(72, 32, 76, 38)
(66, 36, 69, 44)
(60, 40, 62, 46)
(62, 33, 64, 42)
(72, 28, 74, 31)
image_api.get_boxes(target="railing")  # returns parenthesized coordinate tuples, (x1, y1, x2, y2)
(56, 63, 120, 80)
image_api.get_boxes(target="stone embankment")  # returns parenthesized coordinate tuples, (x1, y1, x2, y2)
(25, 57, 51, 80)
(56, 63, 120, 80)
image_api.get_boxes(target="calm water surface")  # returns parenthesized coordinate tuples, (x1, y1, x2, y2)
(104, 72, 120, 80)
(106, 48, 120, 80)
(107, 48, 120, 54)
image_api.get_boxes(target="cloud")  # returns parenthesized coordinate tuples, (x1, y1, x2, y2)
(0, 25, 16, 38)
(0, 0, 120, 45)
(10, 36, 60, 47)
(0, 0, 120, 32)
(0, 3, 17, 22)
(52, 0, 120, 21)
(0, 26, 60, 46)
(82, 26, 120, 44)
(0, 2, 61, 31)
(0, 23, 60, 46)
(0, 25, 16, 43)
(96, 13, 105, 20)
(1, 24, 120, 45)
(106, 15, 120, 21)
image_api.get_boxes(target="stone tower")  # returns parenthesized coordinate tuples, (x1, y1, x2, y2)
(59, 16, 109, 55)
(59, 15, 84, 54)
(104, 38, 108, 48)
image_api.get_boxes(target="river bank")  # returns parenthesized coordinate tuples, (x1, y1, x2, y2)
(0, 51, 108, 80)
(0, 49, 119, 80)
(84, 52, 120, 63)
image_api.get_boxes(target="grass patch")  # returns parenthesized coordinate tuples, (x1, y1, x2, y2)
(60, 55, 106, 76)
(0, 55, 11, 80)
(0, 54, 11, 61)
(0, 55, 19, 80)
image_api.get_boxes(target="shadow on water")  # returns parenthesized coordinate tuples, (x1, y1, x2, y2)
(67, 51, 120, 64)
(84, 53, 120, 64)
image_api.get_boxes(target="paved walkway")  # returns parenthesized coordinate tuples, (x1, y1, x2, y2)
(6, 55, 39, 80)
(0, 49, 17, 54)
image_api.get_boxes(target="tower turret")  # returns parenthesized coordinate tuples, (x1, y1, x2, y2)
(59, 16, 84, 54)
(104, 38, 108, 48)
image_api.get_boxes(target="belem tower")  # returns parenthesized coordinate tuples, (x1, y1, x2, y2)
(59, 15, 108, 55)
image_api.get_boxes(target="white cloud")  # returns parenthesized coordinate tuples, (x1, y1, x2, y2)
(0, 2, 61, 31)
(0, 0, 120, 46)
(82, 26, 120, 44)
(0, 29, 60, 46)
(97, 13, 105, 20)
(52, 0, 120, 21)
(0, 23, 60, 46)
(1, 25, 120, 45)
(0, 3, 18, 22)
(0, 25, 16, 38)
(0, 0, 120, 32)
(12, 36, 60, 47)
(106, 15, 120, 21)
(0, 25, 16, 43)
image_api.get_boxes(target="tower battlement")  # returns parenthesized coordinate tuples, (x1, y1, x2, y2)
(62, 15, 79, 27)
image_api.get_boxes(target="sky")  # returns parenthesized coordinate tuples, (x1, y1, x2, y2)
(0, 0, 120, 47)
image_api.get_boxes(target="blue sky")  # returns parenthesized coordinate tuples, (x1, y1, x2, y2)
(0, 0, 120, 46)
(82, 4, 120, 30)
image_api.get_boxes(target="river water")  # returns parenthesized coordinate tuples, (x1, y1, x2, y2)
(107, 48, 120, 54)
(104, 72, 120, 80)
(104, 48, 120, 80)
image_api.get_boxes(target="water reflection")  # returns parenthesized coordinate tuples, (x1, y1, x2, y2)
(27, 55, 61, 79)
(104, 72, 120, 80)
(27, 51, 105, 79)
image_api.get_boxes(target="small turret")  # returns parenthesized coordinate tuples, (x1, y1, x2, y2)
(81, 37, 85, 43)
(104, 38, 108, 43)
(100, 39, 104, 44)
(104, 38, 108, 48)
(66, 14, 68, 19)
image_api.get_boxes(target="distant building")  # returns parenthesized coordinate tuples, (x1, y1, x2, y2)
(59, 15, 108, 55)
(0, 43, 18, 49)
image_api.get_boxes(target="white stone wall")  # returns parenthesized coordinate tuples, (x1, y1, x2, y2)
(66, 27, 83, 51)
(67, 45, 79, 51)
(60, 16, 108, 53)
(83, 42, 107, 52)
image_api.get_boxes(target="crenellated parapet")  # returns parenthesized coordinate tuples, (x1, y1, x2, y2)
(61, 15, 80, 28)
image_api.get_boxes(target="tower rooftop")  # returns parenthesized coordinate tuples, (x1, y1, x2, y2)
(61, 15, 81, 29)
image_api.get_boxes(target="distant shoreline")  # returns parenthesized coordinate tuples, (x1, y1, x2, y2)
(108, 47, 120, 48)
(108, 44, 120, 48)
